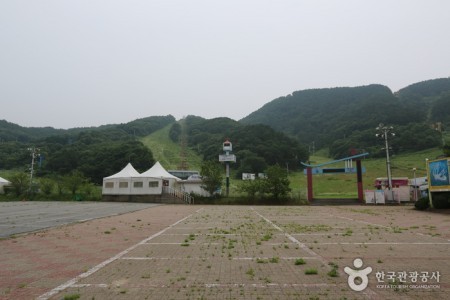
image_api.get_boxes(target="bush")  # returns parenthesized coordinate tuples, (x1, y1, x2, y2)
(415, 196, 430, 211)
(39, 178, 54, 195)
(9, 172, 29, 196)
(431, 192, 450, 209)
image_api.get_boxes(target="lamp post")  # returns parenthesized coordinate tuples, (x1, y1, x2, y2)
(376, 124, 395, 201)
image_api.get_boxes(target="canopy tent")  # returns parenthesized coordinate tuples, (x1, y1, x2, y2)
(104, 163, 140, 179)
(102, 162, 181, 196)
(102, 163, 140, 195)
(0, 176, 11, 194)
(139, 161, 180, 181)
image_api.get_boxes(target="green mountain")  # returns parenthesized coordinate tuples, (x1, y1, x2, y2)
(1, 77, 449, 184)
(0, 115, 176, 143)
(0, 116, 176, 184)
(182, 115, 308, 176)
(240, 78, 450, 158)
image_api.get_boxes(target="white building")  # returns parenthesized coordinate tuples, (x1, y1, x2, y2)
(102, 162, 206, 203)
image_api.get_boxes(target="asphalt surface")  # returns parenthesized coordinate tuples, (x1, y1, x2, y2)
(0, 201, 160, 238)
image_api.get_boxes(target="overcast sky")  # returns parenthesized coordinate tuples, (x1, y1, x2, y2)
(1, 0, 449, 129)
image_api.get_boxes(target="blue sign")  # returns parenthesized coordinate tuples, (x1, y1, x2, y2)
(429, 159, 450, 187)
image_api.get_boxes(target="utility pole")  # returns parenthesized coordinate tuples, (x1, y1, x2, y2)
(376, 124, 395, 202)
(28, 147, 40, 193)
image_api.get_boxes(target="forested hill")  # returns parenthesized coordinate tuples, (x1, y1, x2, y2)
(0, 115, 176, 142)
(240, 78, 450, 158)
(0, 115, 175, 184)
(176, 116, 309, 176)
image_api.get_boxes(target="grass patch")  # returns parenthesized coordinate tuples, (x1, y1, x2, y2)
(284, 223, 332, 233)
(246, 268, 255, 279)
(327, 262, 339, 277)
(327, 268, 339, 277)
(294, 258, 306, 265)
(269, 257, 279, 263)
(261, 233, 272, 241)
(63, 294, 80, 300)
(343, 229, 353, 236)
(305, 268, 318, 275)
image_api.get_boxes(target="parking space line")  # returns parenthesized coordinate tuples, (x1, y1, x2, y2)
(37, 208, 203, 300)
(252, 207, 379, 299)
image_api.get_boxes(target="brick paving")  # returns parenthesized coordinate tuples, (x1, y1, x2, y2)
(0, 204, 198, 300)
(0, 205, 449, 299)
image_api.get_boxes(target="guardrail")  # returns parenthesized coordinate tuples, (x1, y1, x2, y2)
(162, 186, 194, 204)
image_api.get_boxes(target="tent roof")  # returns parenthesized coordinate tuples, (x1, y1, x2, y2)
(105, 163, 140, 179)
(0, 176, 10, 184)
(139, 161, 180, 180)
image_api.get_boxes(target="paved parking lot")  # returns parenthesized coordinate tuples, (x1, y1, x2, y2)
(0, 204, 449, 299)
(0, 201, 160, 238)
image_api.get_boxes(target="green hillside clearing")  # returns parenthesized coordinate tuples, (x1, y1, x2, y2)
(140, 124, 203, 171)
(288, 148, 444, 199)
(140, 123, 445, 200)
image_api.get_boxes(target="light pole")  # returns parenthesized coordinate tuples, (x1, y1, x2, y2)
(376, 124, 395, 201)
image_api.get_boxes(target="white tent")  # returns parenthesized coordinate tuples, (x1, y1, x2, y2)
(102, 162, 181, 196)
(0, 176, 11, 194)
(102, 163, 140, 195)
(139, 161, 180, 181)
(105, 163, 140, 179)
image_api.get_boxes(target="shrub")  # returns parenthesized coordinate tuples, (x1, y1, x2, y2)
(39, 178, 54, 195)
(415, 196, 430, 210)
(9, 172, 29, 196)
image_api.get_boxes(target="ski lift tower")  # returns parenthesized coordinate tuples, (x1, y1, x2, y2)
(219, 139, 236, 196)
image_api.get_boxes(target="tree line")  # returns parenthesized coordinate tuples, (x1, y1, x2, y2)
(182, 116, 309, 178)
(241, 79, 449, 158)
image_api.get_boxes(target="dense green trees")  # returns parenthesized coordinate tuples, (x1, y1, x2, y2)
(169, 123, 182, 142)
(0, 142, 30, 169)
(1, 77, 449, 201)
(430, 93, 450, 125)
(237, 165, 291, 201)
(0, 115, 175, 143)
(264, 165, 291, 200)
(41, 138, 154, 184)
(184, 116, 308, 176)
(0, 116, 172, 186)
(241, 79, 450, 158)
(200, 161, 223, 196)
(235, 150, 267, 177)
